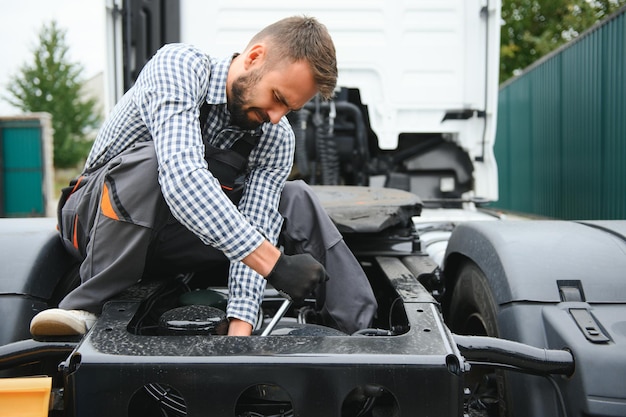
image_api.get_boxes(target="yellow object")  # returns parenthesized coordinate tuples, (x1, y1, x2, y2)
(0, 377, 51, 417)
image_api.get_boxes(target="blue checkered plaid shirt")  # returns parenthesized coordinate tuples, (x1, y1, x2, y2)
(86, 43, 295, 326)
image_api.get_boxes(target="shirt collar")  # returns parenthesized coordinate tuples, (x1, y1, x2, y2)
(205, 55, 235, 105)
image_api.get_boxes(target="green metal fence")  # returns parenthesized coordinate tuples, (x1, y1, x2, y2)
(0, 114, 54, 217)
(494, 7, 626, 220)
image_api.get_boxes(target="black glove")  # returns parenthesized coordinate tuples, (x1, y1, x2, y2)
(266, 253, 327, 303)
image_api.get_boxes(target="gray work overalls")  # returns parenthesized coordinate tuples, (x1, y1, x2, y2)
(55, 112, 377, 334)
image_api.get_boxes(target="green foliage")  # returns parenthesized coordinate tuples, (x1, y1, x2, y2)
(500, 0, 626, 82)
(3, 21, 100, 168)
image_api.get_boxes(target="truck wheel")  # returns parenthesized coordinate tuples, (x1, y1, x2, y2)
(448, 261, 499, 337)
(448, 260, 509, 417)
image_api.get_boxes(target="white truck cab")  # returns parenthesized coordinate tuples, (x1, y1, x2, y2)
(106, 0, 501, 208)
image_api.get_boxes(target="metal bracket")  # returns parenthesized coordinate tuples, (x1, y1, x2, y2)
(569, 308, 610, 343)
(441, 109, 486, 122)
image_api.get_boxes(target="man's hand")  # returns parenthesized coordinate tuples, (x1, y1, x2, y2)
(266, 253, 327, 303)
(228, 318, 253, 336)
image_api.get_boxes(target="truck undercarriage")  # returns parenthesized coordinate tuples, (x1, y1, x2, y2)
(0, 186, 591, 417)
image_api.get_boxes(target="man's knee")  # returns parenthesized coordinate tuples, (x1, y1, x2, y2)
(282, 179, 309, 200)
(280, 180, 316, 213)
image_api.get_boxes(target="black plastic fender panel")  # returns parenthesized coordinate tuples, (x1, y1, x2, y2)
(444, 219, 626, 304)
(444, 220, 626, 417)
(0, 218, 77, 345)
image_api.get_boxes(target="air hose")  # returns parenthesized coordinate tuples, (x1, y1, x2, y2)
(293, 108, 311, 177)
(454, 334, 575, 376)
(313, 96, 340, 185)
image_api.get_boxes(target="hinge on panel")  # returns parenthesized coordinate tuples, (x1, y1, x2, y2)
(558, 280, 585, 302)
(558, 280, 610, 343)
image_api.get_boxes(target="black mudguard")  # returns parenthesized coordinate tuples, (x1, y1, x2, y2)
(0, 218, 78, 345)
(444, 220, 626, 417)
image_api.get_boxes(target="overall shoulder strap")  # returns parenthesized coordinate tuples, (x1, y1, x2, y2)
(230, 132, 260, 158)
(199, 101, 260, 159)
(199, 101, 211, 133)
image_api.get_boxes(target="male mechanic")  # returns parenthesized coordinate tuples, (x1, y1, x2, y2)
(30, 16, 377, 337)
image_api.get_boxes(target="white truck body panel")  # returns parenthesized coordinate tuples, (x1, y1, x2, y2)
(177, 0, 501, 201)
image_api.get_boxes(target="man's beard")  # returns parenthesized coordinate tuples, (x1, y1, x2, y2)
(229, 69, 267, 130)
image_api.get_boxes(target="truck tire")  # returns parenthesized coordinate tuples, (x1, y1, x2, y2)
(448, 260, 509, 417)
(448, 260, 499, 338)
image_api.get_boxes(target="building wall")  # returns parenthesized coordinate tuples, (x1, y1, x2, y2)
(0, 113, 54, 217)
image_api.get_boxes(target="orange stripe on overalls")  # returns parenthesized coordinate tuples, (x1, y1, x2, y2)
(71, 176, 84, 193)
(101, 183, 120, 220)
(72, 215, 79, 249)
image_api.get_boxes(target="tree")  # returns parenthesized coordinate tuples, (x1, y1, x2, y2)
(3, 21, 100, 168)
(500, 0, 626, 82)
